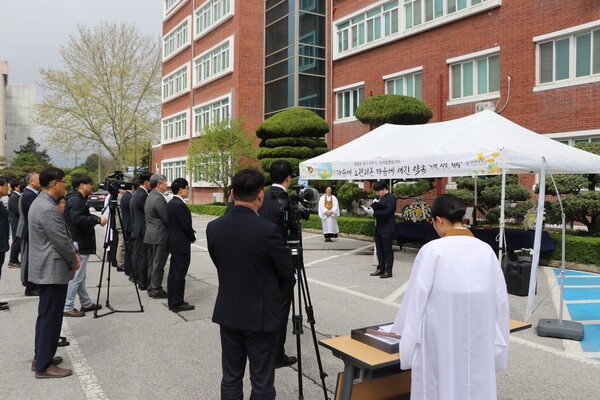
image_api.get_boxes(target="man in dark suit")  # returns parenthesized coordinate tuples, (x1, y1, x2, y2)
(166, 178, 195, 312)
(368, 180, 397, 279)
(130, 172, 152, 290)
(119, 182, 136, 278)
(257, 160, 297, 369)
(17, 171, 41, 296)
(0, 176, 10, 312)
(207, 169, 294, 400)
(29, 167, 80, 378)
(143, 174, 169, 299)
(7, 180, 23, 268)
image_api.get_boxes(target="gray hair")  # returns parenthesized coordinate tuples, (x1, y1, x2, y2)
(25, 171, 38, 185)
(149, 174, 166, 189)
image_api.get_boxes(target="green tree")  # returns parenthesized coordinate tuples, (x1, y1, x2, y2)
(188, 119, 258, 201)
(81, 154, 99, 173)
(393, 179, 434, 197)
(1, 152, 46, 181)
(34, 22, 161, 170)
(336, 182, 368, 212)
(448, 175, 531, 224)
(256, 108, 329, 182)
(355, 94, 433, 127)
(14, 137, 52, 166)
(538, 143, 600, 235)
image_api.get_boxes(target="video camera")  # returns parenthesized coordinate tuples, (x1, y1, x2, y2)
(98, 171, 133, 197)
(274, 184, 319, 235)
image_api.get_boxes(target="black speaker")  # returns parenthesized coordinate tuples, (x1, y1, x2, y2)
(503, 261, 536, 296)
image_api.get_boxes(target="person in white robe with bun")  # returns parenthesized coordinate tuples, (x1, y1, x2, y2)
(392, 193, 510, 400)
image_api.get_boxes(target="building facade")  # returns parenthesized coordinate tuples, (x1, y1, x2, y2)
(0, 61, 36, 166)
(154, 0, 328, 203)
(154, 1, 600, 203)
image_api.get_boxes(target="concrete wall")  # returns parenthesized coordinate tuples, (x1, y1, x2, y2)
(4, 83, 35, 164)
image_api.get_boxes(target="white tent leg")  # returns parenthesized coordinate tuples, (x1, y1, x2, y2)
(525, 160, 544, 321)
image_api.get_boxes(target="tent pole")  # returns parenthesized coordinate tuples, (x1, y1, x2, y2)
(498, 168, 507, 261)
(474, 176, 478, 226)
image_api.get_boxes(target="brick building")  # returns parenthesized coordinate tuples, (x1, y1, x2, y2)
(154, 0, 326, 203)
(155, 0, 600, 203)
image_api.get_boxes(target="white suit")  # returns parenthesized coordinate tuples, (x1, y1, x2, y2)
(317, 194, 339, 235)
(392, 228, 510, 400)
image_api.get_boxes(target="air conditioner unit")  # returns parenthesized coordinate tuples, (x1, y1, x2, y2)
(475, 101, 496, 113)
(212, 192, 224, 203)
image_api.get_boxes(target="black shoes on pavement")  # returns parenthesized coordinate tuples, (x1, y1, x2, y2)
(169, 302, 195, 313)
(275, 354, 298, 369)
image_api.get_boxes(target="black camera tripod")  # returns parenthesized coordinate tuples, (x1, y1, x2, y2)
(94, 194, 144, 317)
(281, 191, 330, 400)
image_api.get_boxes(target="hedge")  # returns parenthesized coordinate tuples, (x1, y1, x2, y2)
(256, 108, 329, 139)
(261, 137, 328, 148)
(257, 146, 316, 160)
(546, 232, 600, 265)
(261, 157, 301, 174)
(188, 204, 227, 217)
(186, 205, 600, 266)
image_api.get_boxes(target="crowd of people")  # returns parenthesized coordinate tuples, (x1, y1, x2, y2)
(0, 167, 197, 379)
(0, 162, 510, 399)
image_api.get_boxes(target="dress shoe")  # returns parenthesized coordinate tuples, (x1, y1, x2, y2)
(275, 354, 298, 369)
(370, 269, 384, 276)
(169, 303, 195, 312)
(0, 304, 9, 312)
(63, 309, 85, 317)
(25, 289, 39, 296)
(380, 272, 393, 279)
(31, 356, 63, 371)
(80, 303, 102, 313)
(35, 364, 73, 379)
(149, 290, 168, 299)
(8, 262, 20, 268)
(0, 301, 7, 306)
(138, 284, 148, 291)
(116, 266, 125, 272)
(58, 337, 70, 347)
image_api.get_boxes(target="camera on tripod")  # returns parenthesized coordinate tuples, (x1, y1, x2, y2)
(98, 171, 133, 197)
(274, 184, 319, 233)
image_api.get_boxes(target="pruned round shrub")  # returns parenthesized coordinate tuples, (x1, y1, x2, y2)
(261, 158, 301, 175)
(256, 108, 329, 139)
(355, 94, 433, 126)
(263, 137, 328, 148)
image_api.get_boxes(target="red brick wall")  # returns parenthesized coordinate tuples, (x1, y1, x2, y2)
(331, 0, 600, 145)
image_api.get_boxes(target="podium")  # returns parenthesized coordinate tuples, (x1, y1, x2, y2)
(319, 320, 531, 400)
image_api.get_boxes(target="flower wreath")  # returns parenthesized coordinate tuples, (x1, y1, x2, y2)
(402, 198, 432, 222)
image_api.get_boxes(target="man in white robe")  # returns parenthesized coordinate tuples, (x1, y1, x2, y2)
(392, 212, 509, 399)
(317, 187, 340, 242)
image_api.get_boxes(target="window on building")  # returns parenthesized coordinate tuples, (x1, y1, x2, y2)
(385, 70, 423, 100)
(163, 18, 190, 60)
(337, 1, 399, 53)
(162, 160, 187, 184)
(538, 28, 600, 85)
(192, 156, 227, 185)
(195, 0, 232, 37)
(162, 111, 188, 143)
(193, 96, 230, 136)
(193, 38, 232, 86)
(335, 85, 364, 120)
(164, 0, 180, 15)
(162, 64, 189, 101)
(404, 0, 490, 28)
(450, 53, 499, 100)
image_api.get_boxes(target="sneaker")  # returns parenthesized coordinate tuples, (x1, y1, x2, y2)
(63, 309, 85, 317)
(31, 356, 63, 371)
(35, 364, 73, 379)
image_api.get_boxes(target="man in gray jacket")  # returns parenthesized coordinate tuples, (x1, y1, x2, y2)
(144, 174, 169, 299)
(29, 167, 80, 379)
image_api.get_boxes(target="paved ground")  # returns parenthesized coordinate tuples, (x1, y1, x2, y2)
(1, 212, 600, 399)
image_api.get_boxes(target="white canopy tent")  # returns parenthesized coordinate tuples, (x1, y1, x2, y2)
(300, 110, 600, 321)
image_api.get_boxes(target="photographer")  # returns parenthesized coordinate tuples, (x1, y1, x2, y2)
(63, 174, 107, 317)
(258, 160, 297, 369)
